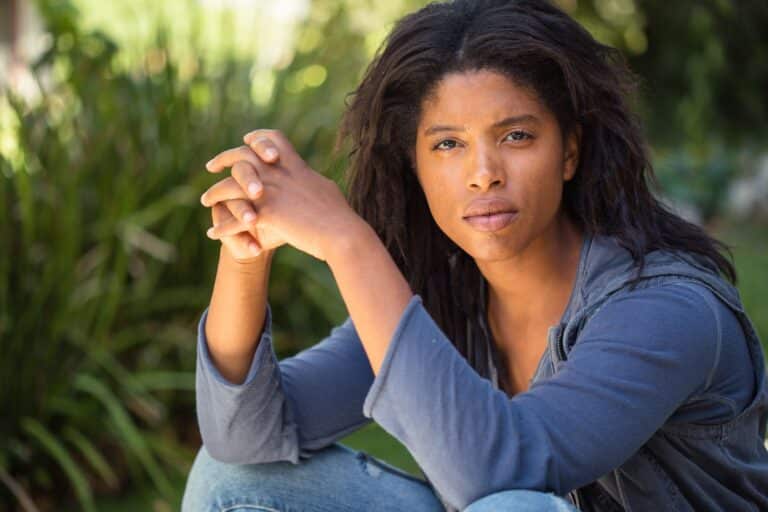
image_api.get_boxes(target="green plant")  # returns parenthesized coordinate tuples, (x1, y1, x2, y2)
(653, 145, 740, 223)
(0, 0, 381, 508)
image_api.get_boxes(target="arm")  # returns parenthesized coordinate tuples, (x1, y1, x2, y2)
(196, 137, 393, 464)
(205, 245, 273, 384)
(197, 138, 392, 464)
(196, 301, 375, 464)
(205, 131, 415, 379)
(352, 281, 725, 510)
(325, 223, 413, 376)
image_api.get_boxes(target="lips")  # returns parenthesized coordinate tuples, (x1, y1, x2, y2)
(462, 197, 519, 232)
(463, 197, 519, 218)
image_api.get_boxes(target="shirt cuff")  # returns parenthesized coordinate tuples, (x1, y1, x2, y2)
(362, 294, 425, 418)
(197, 304, 277, 387)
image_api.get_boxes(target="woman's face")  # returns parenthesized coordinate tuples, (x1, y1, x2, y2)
(414, 69, 579, 263)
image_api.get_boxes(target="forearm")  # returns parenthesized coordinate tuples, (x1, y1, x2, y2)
(325, 222, 413, 376)
(205, 245, 274, 384)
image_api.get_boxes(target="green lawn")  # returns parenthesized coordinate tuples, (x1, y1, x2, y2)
(714, 221, 768, 353)
(86, 221, 767, 511)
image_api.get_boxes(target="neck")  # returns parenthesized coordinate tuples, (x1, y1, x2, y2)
(478, 212, 584, 334)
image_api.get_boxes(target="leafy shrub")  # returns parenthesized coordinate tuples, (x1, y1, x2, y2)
(0, 0, 372, 508)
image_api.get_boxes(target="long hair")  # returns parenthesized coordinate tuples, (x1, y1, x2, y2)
(336, 0, 736, 388)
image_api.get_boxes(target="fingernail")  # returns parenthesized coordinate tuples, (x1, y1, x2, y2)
(243, 211, 255, 223)
(205, 160, 214, 171)
(265, 148, 277, 160)
(249, 242, 260, 255)
(200, 194, 207, 206)
(248, 182, 261, 197)
(206, 227, 215, 238)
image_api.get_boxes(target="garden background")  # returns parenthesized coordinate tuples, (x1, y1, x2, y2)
(1, 0, 767, 510)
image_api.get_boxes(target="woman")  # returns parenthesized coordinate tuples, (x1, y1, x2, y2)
(182, 0, 768, 510)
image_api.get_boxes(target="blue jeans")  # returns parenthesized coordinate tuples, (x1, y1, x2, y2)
(182, 443, 578, 511)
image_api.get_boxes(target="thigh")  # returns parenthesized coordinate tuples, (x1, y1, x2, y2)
(181, 443, 444, 512)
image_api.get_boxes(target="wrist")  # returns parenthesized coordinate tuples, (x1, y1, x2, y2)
(324, 219, 378, 268)
(220, 245, 275, 274)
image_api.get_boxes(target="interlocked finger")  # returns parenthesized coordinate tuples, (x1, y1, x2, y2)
(208, 205, 249, 239)
(210, 203, 261, 256)
(228, 198, 259, 229)
(206, 145, 264, 173)
(243, 129, 288, 147)
(200, 177, 249, 207)
(231, 160, 265, 200)
(244, 134, 280, 163)
(211, 200, 234, 224)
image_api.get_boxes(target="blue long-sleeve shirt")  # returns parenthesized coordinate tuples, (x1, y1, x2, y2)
(194, 278, 754, 511)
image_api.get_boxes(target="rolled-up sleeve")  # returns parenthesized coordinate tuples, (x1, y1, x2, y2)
(362, 284, 720, 511)
(195, 304, 374, 464)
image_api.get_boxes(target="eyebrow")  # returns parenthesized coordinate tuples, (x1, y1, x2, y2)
(423, 114, 539, 137)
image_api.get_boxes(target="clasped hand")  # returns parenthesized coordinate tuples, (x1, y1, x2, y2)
(200, 130, 361, 263)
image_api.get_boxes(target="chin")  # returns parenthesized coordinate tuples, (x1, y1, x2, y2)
(462, 237, 522, 263)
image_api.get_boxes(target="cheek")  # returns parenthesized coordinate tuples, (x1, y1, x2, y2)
(421, 182, 452, 226)
(417, 172, 463, 238)
(518, 151, 566, 198)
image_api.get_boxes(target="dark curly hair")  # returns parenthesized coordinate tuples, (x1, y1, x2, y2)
(336, 0, 736, 388)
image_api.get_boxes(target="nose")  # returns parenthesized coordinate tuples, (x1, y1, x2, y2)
(467, 144, 505, 191)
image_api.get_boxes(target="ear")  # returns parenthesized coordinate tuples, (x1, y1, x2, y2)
(563, 124, 581, 182)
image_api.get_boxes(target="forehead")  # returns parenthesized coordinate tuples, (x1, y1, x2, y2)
(418, 69, 547, 128)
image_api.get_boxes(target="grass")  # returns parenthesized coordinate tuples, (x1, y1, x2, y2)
(338, 423, 423, 478)
(713, 220, 768, 353)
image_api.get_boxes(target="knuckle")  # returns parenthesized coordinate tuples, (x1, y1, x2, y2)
(234, 201, 253, 218)
(236, 146, 254, 159)
(212, 203, 226, 216)
(231, 160, 247, 173)
(231, 162, 253, 182)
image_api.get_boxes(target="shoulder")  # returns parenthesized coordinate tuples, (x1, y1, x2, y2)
(584, 280, 724, 341)
(575, 281, 726, 382)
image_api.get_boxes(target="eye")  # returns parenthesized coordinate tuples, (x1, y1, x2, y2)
(432, 139, 459, 151)
(504, 130, 532, 142)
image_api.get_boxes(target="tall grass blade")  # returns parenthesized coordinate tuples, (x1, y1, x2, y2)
(74, 374, 173, 497)
(20, 418, 95, 512)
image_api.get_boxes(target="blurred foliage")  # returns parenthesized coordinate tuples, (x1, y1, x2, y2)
(558, 0, 768, 220)
(653, 145, 737, 223)
(0, 0, 766, 510)
(560, 0, 768, 149)
(0, 0, 424, 508)
(715, 223, 768, 349)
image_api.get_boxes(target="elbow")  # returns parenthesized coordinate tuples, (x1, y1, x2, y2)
(199, 418, 301, 465)
(430, 460, 506, 510)
(202, 433, 300, 466)
(437, 451, 563, 511)
(203, 440, 258, 465)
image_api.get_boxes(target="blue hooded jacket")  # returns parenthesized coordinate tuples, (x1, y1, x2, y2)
(194, 233, 768, 511)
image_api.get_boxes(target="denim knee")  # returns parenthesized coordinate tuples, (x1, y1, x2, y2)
(181, 445, 286, 512)
(180, 443, 443, 512)
(463, 489, 578, 512)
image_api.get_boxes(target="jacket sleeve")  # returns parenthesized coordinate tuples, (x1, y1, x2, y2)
(195, 304, 373, 464)
(362, 282, 726, 511)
